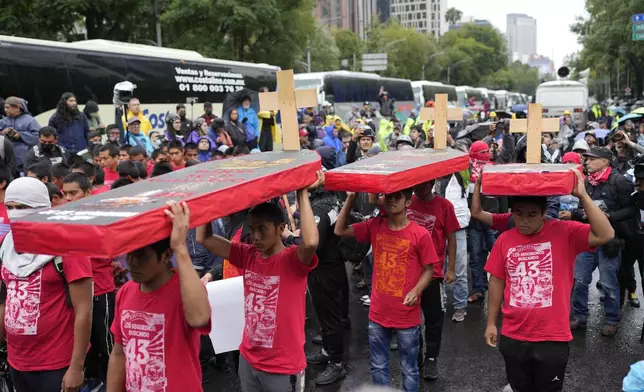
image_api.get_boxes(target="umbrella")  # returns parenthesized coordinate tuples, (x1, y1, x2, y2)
(618, 113, 644, 124)
(492, 110, 513, 119)
(608, 106, 626, 116)
(574, 129, 611, 141)
(456, 122, 494, 141)
(511, 104, 527, 113)
(222, 88, 259, 118)
(632, 107, 644, 115)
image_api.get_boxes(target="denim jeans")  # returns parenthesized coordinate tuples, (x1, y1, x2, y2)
(572, 247, 622, 325)
(368, 321, 421, 392)
(467, 225, 497, 294)
(443, 229, 469, 309)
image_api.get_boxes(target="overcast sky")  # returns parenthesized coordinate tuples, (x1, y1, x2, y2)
(447, 0, 587, 67)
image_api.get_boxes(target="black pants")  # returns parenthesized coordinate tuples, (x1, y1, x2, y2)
(619, 239, 642, 305)
(86, 291, 116, 381)
(419, 279, 444, 361)
(259, 128, 274, 152)
(499, 335, 569, 392)
(10, 366, 67, 392)
(308, 262, 346, 362)
(196, 269, 216, 364)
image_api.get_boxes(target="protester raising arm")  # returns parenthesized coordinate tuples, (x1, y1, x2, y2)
(571, 170, 615, 247)
(197, 220, 232, 260)
(335, 192, 357, 237)
(471, 177, 494, 226)
(165, 201, 211, 327)
(295, 171, 324, 265)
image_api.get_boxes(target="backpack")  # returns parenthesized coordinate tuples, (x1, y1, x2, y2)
(52, 257, 73, 308)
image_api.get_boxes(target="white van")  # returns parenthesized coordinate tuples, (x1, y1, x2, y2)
(536, 80, 589, 129)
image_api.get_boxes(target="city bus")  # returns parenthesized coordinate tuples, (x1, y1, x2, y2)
(294, 71, 415, 121)
(411, 81, 458, 108)
(0, 35, 279, 130)
(536, 80, 588, 129)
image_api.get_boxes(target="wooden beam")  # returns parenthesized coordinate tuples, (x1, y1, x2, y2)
(417, 93, 463, 150)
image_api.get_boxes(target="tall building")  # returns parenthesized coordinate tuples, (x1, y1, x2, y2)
(448, 19, 492, 31)
(377, 0, 391, 23)
(314, 0, 377, 40)
(506, 13, 537, 62)
(389, 0, 447, 37)
(527, 55, 555, 77)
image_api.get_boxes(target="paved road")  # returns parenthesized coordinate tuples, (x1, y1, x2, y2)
(206, 267, 644, 392)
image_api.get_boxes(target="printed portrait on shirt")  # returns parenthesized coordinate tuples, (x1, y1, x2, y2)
(506, 242, 554, 309)
(244, 270, 280, 348)
(373, 234, 411, 298)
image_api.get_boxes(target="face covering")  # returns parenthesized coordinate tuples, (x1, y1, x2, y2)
(7, 208, 41, 220)
(40, 143, 54, 152)
(152, 139, 162, 149)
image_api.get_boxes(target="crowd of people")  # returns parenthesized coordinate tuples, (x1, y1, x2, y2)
(0, 89, 642, 392)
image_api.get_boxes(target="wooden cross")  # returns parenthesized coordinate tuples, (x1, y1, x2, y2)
(259, 70, 318, 151)
(418, 93, 463, 150)
(510, 103, 560, 164)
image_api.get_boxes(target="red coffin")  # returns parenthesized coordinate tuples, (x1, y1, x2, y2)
(12, 150, 321, 258)
(481, 163, 580, 196)
(324, 149, 469, 194)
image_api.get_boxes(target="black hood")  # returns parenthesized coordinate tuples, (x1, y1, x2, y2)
(316, 146, 337, 170)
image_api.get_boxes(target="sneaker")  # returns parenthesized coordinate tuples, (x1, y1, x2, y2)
(315, 362, 347, 385)
(502, 384, 513, 392)
(452, 308, 467, 322)
(307, 350, 331, 365)
(600, 323, 618, 337)
(423, 358, 438, 380)
(360, 294, 370, 302)
(570, 317, 586, 330)
(630, 292, 641, 308)
(312, 334, 323, 345)
(362, 297, 371, 306)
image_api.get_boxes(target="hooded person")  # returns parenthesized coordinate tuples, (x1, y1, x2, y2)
(469, 141, 491, 185)
(197, 136, 214, 163)
(322, 124, 343, 153)
(307, 147, 349, 385)
(237, 96, 259, 149)
(83, 101, 104, 133)
(0, 177, 93, 391)
(208, 119, 233, 149)
(225, 108, 247, 147)
(0, 96, 40, 171)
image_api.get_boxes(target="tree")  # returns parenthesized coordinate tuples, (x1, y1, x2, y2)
(307, 27, 340, 72)
(333, 29, 363, 71)
(0, 0, 79, 40)
(572, 0, 644, 98)
(483, 62, 540, 95)
(365, 21, 439, 80)
(437, 24, 508, 85)
(162, 0, 316, 69)
(445, 8, 463, 25)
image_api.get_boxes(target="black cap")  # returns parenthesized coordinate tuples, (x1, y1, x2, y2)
(204, 101, 213, 108)
(635, 164, 644, 180)
(583, 147, 613, 161)
(176, 103, 186, 109)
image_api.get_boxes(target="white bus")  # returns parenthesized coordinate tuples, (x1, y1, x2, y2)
(294, 71, 415, 121)
(411, 81, 458, 108)
(0, 35, 279, 130)
(536, 80, 589, 128)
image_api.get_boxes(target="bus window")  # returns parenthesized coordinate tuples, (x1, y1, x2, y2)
(0, 47, 21, 102)
(6, 45, 71, 117)
(64, 51, 127, 105)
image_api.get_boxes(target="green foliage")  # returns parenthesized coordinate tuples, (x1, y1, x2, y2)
(483, 62, 540, 95)
(333, 29, 364, 70)
(0, 0, 79, 40)
(572, 0, 644, 98)
(308, 27, 340, 72)
(445, 8, 463, 25)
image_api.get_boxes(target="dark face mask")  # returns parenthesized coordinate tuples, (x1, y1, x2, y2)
(40, 143, 54, 152)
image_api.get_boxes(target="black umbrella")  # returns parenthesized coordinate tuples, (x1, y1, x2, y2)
(493, 110, 512, 119)
(456, 122, 494, 141)
(222, 88, 259, 118)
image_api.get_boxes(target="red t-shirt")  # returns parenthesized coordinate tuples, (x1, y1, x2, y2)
(103, 167, 119, 188)
(229, 243, 318, 375)
(484, 219, 591, 342)
(491, 213, 512, 232)
(146, 162, 154, 177)
(408, 195, 460, 278)
(2, 256, 92, 371)
(111, 273, 211, 392)
(91, 258, 116, 296)
(171, 162, 185, 171)
(353, 217, 439, 329)
(91, 185, 111, 195)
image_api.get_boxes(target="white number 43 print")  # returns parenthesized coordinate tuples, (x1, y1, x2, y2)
(515, 262, 541, 278)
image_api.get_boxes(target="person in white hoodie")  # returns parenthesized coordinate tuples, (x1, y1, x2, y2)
(435, 143, 472, 322)
(0, 177, 93, 392)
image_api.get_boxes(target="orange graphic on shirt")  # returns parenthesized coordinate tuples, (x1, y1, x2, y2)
(374, 234, 411, 298)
